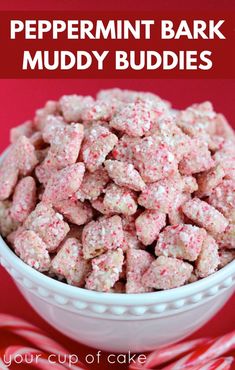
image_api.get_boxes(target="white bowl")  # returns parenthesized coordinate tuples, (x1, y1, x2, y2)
(0, 236, 234, 352)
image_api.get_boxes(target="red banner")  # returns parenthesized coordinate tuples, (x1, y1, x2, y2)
(0, 11, 234, 78)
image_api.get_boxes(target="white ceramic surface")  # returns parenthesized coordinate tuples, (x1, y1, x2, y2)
(0, 236, 234, 352)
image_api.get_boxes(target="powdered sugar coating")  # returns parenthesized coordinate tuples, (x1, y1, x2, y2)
(195, 235, 219, 278)
(182, 176, 198, 193)
(14, 230, 51, 272)
(110, 101, 157, 137)
(179, 139, 214, 175)
(35, 161, 57, 185)
(0, 154, 19, 201)
(103, 183, 137, 216)
(208, 180, 235, 223)
(214, 114, 235, 141)
(138, 178, 180, 213)
(135, 210, 166, 246)
(6, 225, 25, 246)
(0, 137, 38, 200)
(85, 248, 124, 292)
(10, 177, 37, 223)
(122, 230, 143, 252)
(51, 238, 91, 286)
(176, 102, 217, 144)
(97, 88, 170, 109)
(42, 163, 85, 204)
(25, 202, 69, 252)
(168, 192, 191, 226)
(126, 249, 154, 293)
(146, 114, 192, 161)
(42, 115, 66, 143)
(10, 120, 34, 143)
(213, 140, 235, 181)
(142, 256, 193, 290)
(182, 198, 228, 234)
(76, 167, 109, 201)
(215, 224, 235, 250)
(82, 215, 123, 259)
(133, 136, 178, 183)
(176, 101, 226, 152)
(155, 224, 205, 262)
(196, 164, 225, 198)
(81, 124, 118, 172)
(43, 123, 84, 170)
(34, 100, 59, 131)
(14, 136, 39, 176)
(112, 134, 140, 164)
(59, 94, 94, 122)
(104, 160, 146, 191)
(54, 198, 93, 226)
(81, 99, 119, 121)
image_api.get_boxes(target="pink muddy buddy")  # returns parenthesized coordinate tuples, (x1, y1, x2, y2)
(0, 89, 234, 293)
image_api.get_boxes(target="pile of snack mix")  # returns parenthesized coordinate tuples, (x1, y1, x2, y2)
(0, 89, 234, 293)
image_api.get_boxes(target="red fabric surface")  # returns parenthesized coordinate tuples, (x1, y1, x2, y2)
(0, 1, 235, 369)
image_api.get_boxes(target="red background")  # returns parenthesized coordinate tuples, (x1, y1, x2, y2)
(0, 1, 234, 370)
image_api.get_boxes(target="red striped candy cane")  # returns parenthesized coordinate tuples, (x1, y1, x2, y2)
(129, 338, 209, 369)
(181, 356, 234, 370)
(0, 315, 86, 370)
(0, 315, 67, 356)
(161, 331, 235, 370)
